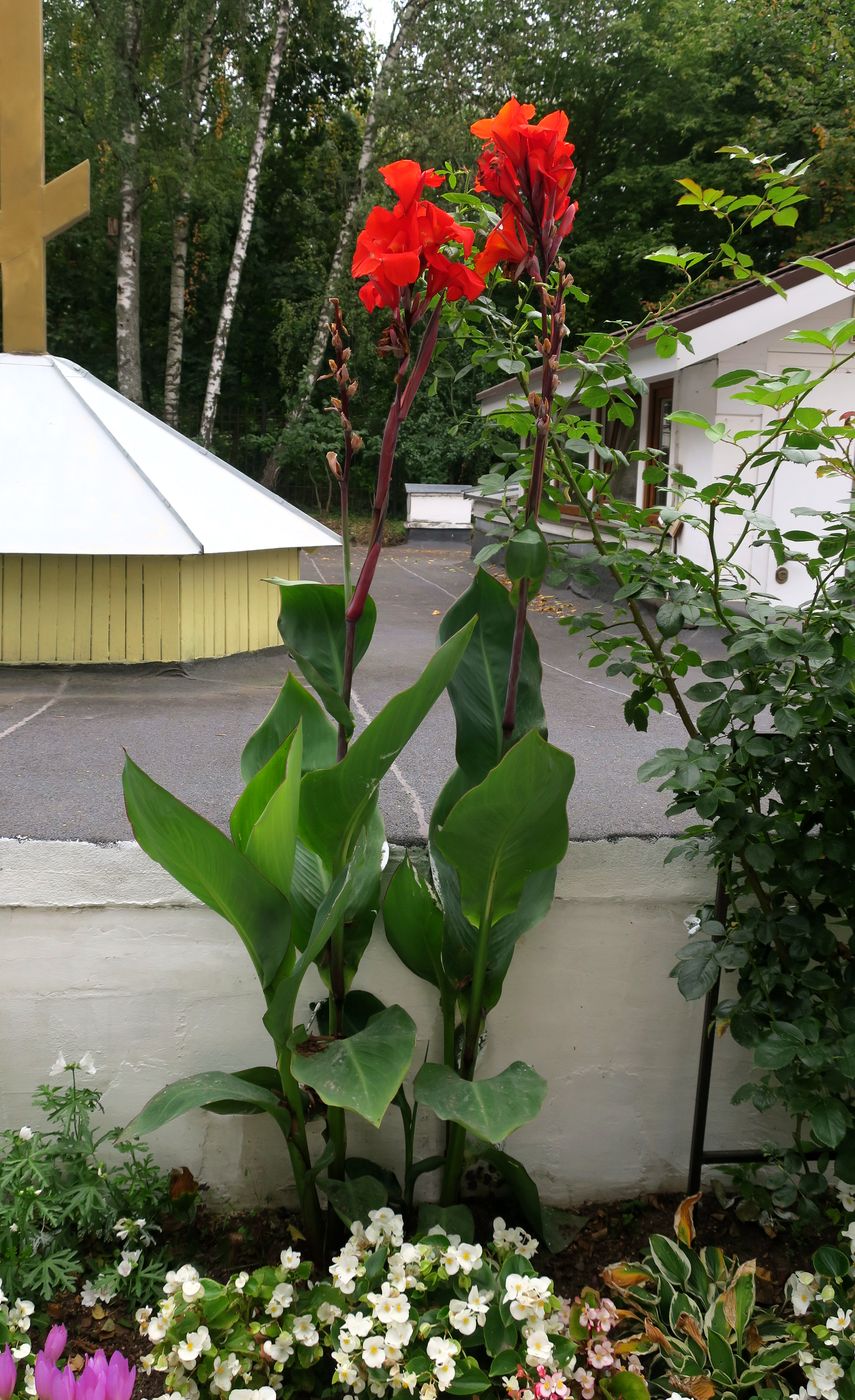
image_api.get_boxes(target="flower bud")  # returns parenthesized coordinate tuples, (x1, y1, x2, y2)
(326, 451, 342, 479)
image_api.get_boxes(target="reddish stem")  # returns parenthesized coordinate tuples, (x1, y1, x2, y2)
(501, 269, 567, 739)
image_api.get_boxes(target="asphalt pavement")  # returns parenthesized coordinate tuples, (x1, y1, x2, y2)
(0, 544, 707, 843)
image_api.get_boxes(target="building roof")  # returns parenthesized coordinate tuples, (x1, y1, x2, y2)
(478, 239, 855, 411)
(0, 353, 340, 556)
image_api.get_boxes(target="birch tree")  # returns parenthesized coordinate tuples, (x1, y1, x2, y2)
(199, 0, 290, 448)
(163, 2, 219, 428)
(116, 0, 143, 404)
(260, 0, 429, 487)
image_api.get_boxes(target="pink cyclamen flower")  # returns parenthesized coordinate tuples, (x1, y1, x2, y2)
(43, 1329, 67, 1365)
(0, 1348, 16, 1400)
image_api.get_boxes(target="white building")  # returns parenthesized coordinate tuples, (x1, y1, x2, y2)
(478, 240, 855, 606)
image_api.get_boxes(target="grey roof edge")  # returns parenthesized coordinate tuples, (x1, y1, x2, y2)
(54, 357, 341, 549)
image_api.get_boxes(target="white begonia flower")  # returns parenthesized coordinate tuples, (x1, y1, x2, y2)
(334, 1358, 361, 1387)
(280, 1248, 302, 1271)
(117, 1249, 141, 1277)
(234, 1272, 249, 1293)
(18, 1126, 33, 1142)
(454, 1243, 482, 1275)
(836, 1183, 855, 1213)
(293, 1316, 319, 1347)
(147, 1315, 169, 1343)
(263, 1333, 294, 1364)
(525, 1329, 554, 1367)
(362, 1338, 387, 1369)
(806, 1359, 845, 1400)
(12, 1343, 31, 1362)
(345, 1313, 374, 1339)
(398, 1373, 417, 1393)
(79, 1052, 97, 1075)
(383, 1333, 404, 1365)
(256, 1389, 277, 1400)
(844, 1222, 855, 1253)
(433, 1361, 456, 1392)
(49, 1053, 67, 1077)
(317, 1301, 342, 1325)
(165, 1265, 204, 1302)
(266, 1282, 295, 1318)
(426, 1338, 458, 1365)
(135, 1307, 152, 1331)
(9, 1300, 34, 1331)
(827, 1309, 852, 1333)
(789, 1272, 819, 1316)
(420, 1386, 437, 1400)
(385, 1322, 413, 1349)
(177, 1328, 211, 1367)
(211, 1354, 241, 1393)
(448, 1302, 476, 1336)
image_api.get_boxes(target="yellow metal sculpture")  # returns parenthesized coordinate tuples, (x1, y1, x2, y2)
(0, 0, 90, 353)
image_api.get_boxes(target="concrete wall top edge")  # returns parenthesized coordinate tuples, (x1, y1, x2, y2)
(0, 836, 715, 908)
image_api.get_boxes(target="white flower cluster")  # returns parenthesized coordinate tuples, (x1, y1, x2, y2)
(0, 1284, 36, 1361)
(787, 1200, 855, 1400)
(139, 1212, 630, 1400)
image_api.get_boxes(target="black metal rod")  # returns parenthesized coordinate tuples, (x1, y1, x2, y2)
(686, 872, 729, 1194)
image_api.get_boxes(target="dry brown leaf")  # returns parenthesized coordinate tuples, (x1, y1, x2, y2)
(602, 1263, 654, 1290)
(668, 1377, 715, 1400)
(674, 1193, 701, 1247)
(645, 1318, 673, 1352)
(676, 1313, 707, 1351)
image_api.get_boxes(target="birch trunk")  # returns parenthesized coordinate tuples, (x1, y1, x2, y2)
(199, 0, 290, 448)
(259, 0, 428, 489)
(116, 0, 143, 404)
(163, 4, 219, 428)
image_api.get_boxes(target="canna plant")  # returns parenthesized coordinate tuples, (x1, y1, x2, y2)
(123, 117, 578, 1256)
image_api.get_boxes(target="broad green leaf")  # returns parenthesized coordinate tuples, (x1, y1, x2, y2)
(300, 620, 476, 868)
(600, 1376, 650, 1400)
(416, 1203, 475, 1241)
(244, 724, 303, 896)
(505, 519, 548, 588)
(439, 569, 545, 786)
(123, 755, 291, 990)
(833, 1127, 855, 1183)
(291, 1005, 417, 1127)
(433, 731, 574, 925)
(263, 863, 358, 1046)
(230, 726, 299, 852)
(647, 1234, 692, 1286)
(128, 1070, 284, 1137)
(383, 855, 445, 989)
(447, 1364, 491, 1395)
(414, 1061, 547, 1142)
(275, 581, 376, 733)
(812, 1245, 850, 1278)
(810, 1099, 851, 1149)
(204, 1066, 284, 1116)
(656, 602, 684, 637)
(241, 673, 337, 781)
(320, 1174, 387, 1226)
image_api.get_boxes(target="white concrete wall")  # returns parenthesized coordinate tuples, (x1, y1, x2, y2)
(406, 490, 472, 529)
(0, 838, 785, 1208)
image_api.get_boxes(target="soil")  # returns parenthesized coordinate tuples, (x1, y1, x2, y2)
(45, 1190, 829, 1386)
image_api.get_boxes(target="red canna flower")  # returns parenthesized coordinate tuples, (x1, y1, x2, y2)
(352, 160, 484, 312)
(470, 98, 578, 278)
(475, 206, 531, 279)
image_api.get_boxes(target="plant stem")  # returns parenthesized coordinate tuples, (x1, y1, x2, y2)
(502, 272, 566, 739)
(277, 1055, 324, 1260)
(341, 477, 352, 605)
(440, 896, 494, 1205)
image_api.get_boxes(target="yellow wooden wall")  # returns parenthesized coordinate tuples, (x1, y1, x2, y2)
(0, 549, 300, 664)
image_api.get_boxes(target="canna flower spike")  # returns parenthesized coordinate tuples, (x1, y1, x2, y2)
(471, 97, 578, 279)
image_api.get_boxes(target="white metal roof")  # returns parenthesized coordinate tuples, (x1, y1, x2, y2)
(0, 354, 340, 555)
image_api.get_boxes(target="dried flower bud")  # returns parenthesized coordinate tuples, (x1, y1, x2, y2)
(330, 396, 342, 412)
(326, 450, 342, 479)
(346, 380, 358, 398)
(351, 434, 364, 454)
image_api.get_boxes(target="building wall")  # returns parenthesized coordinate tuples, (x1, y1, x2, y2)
(0, 549, 299, 664)
(0, 837, 789, 1208)
(671, 300, 855, 603)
